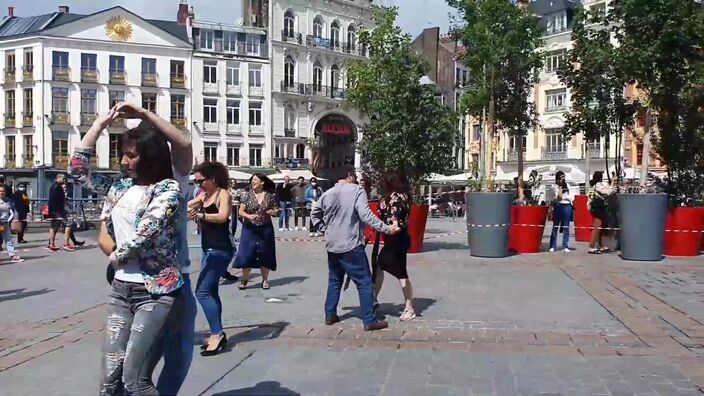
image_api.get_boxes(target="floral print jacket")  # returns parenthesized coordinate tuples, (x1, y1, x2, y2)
(68, 148, 183, 295)
(379, 192, 410, 229)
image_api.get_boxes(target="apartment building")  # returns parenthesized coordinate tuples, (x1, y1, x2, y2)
(0, 5, 192, 197)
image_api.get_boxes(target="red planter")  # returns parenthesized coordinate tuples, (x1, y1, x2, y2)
(508, 205, 549, 253)
(573, 195, 592, 242)
(407, 204, 429, 254)
(364, 201, 381, 243)
(664, 207, 703, 257)
(699, 208, 704, 252)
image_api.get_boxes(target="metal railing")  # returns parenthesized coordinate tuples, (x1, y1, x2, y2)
(170, 73, 186, 89)
(28, 198, 103, 227)
(109, 70, 126, 85)
(506, 148, 526, 162)
(22, 111, 33, 127)
(281, 30, 303, 44)
(305, 35, 366, 56)
(52, 66, 70, 81)
(4, 113, 16, 128)
(586, 142, 602, 158)
(274, 158, 309, 169)
(4, 67, 15, 82)
(541, 146, 567, 160)
(142, 72, 157, 87)
(284, 128, 296, 137)
(279, 81, 346, 99)
(81, 68, 98, 83)
(81, 112, 97, 126)
(22, 65, 33, 81)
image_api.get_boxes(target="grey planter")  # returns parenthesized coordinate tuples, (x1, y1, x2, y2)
(618, 193, 668, 261)
(466, 192, 513, 258)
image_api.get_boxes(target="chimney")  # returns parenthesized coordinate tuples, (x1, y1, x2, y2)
(58, 5, 69, 13)
(177, 0, 189, 25)
(7, 6, 14, 17)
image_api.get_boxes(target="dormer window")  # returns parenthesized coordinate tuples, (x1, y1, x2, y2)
(546, 11, 567, 34)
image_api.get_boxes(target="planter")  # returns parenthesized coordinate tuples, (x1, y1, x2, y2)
(508, 205, 549, 253)
(618, 194, 668, 261)
(699, 207, 704, 252)
(467, 192, 513, 258)
(664, 207, 703, 257)
(573, 195, 592, 242)
(364, 201, 381, 243)
(407, 204, 429, 253)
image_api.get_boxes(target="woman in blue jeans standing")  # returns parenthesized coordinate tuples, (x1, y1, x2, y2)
(188, 162, 234, 356)
(549, 171, 574, 252)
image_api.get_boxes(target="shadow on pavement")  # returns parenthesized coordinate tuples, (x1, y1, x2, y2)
(212, 381, 300, 396)
(421, 241, 467, 252)
(266, 276, 308, 288)
(0, 287, 53, 303)
(196, 322, 290, 349)
(340, 298, 437, 322)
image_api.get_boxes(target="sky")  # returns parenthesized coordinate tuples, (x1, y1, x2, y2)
(2, 0, 458, 38)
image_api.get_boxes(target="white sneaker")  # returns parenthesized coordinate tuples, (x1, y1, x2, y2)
(302, 226, 307, 231)
(278, 228, 284, 232)
(287, 228, 293, 231)
(309, 232, 315, 237)
(295, 226, 299, 231)
(564, 248, 572, 253)
(549, 248, 555, 252)
(316, 232, 323, 237)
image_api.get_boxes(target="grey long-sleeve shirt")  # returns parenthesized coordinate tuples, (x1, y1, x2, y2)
(311, 182, 390, 254)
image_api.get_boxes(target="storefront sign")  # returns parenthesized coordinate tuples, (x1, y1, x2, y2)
(320, 123, 352, 136)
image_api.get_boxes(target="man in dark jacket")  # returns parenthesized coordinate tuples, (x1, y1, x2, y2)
(275, 176, 293, 231)
(12, 184, 30, 243)
(47, 174, 71, 252)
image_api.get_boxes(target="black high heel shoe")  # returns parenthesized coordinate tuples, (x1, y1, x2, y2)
(200, 333, 227, 356)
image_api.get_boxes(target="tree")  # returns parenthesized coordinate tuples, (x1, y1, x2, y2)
(346, 6, 459, 199)
(449, 0, 544, 199)
(611, 0, 704, 203)
(557, 8, 638, 185)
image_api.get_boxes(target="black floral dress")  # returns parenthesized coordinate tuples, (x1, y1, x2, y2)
(234, 191, 277, 270)
(377, 192, 411, 279)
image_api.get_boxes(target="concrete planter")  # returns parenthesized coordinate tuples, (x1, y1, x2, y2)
(466, 192, 513, 258)
(618, 193, 668, 261)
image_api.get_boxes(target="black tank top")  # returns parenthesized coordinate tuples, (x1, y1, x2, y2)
(201, 201, 233, 252)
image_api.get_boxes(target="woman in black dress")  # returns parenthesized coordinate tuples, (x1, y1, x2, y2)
(234, 174, 278, 289)
(373, 173, 416, 321)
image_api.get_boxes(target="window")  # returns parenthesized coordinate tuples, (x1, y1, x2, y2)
(227, 145, 240, 167)
(204, 99, 217, 123)
(142, 58, 156, 74)
(23, 88, 32, 113)
(200, 29, 214, 50)
(81, 53, 97, 70)
(330, 64, 340, 88)
(109, 133, 121, 161)
(284, 56, 295, 87)
(226, 63, 240, 86)
(249, 102, 262, 126)
(546, 11, 568, 34)
(52, 88, 68, 112)
(591, 3, 607, 18)
(249, 146, 262, 167)
(295, 144, 305, 159)
(248, 65, 262, 87)
(545, 89, 567, 111)
(52, 133, 68, 157)
(171, 60, 185, 77)
(331, 21, 340, 48)
(283, 10, 295, 38)
(109, 55, 125, 72)
(472, 125, 481, 141)
(509, 135, 527, 151)
(224, 32, 238, 52)
(171, 95, 185, 119)
(81, 89, 97, 114)
(347, 25, 357, 51)
(52, 51, 68, 67)
(545, 129, 566, 150)
(636, 143, 643, 166)
(462, 70, 468, 85)
(142, 93, 157, 113)
(23, 135, 33, 162)
(6, 136, 15, 159)
(204, 63, 217, 84)
(545, 50, 565, 73)
(284, 106, 296, 130)
(246, 34, 259, 55)
(5, 90, 15, 116)
(313, 16, 324, 38)
(313, 62, 323, 91)
(204, 143, 218, 162)
(109, 90, 125, 107)
(226, 100, 240, 125)
(23, 50, 33, 69)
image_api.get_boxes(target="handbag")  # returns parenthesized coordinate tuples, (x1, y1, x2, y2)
(41, 204, 49, 219)
(10, 220, 22, 234)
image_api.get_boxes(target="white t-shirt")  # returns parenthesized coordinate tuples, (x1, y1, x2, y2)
(553, 185, 573, 204)
(113, 185, 149, 283)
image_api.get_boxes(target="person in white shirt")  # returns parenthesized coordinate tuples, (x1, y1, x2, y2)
(549, 171, 574, 252)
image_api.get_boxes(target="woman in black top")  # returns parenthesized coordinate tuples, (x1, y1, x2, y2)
(188, 162, 234, 356)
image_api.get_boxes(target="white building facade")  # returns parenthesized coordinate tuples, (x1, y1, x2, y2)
(0, 6, 193, 197)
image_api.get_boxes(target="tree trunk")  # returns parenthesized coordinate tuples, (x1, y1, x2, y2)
(486, 93, 495, 184)
(516, 131, 525, 201)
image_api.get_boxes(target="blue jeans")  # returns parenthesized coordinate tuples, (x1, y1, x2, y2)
(195, 249, 233, 335)
(325, 245, 376, 326)
(156, 274, 196, 396)
(549, 203, 573, 249)
(0, 223, 16, 256)
(278, 201, 291, 229)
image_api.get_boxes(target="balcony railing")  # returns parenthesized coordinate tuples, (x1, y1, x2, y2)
(52, 111, 70, 125)
(22, 65, 33, 81)
(284, 128, 296, 138)
(249, 85, 263, 96)
(171, 74, 186, 89)
(53, 155, 69, 169)
(81, 68, 98, 83)
(171, 117, 186, 129)
(4, 113, 16, 128)
(226, 84, 241, 95)
(21, 154, 34, 169)
(586, 142, 602, 158)
(4, 67, 15, 82)
(4, 155, 15, 169)
(203, 81, 219, 93)
(506, 148, 526, 162)
(112, 117, 125, 128)
(81, 112, 97, 126)
(305, 35, 366, 56)
(22, 112, 32, 127)
(279, 82, 346, 99)
(541, 145, 567, 160)
(274, 158, 310, 169)
(109, 70, 126, 85)
(52, 66, 70, 81)
(142, 72, 157, 87)
(281, 30, 303, 44)
(109, 157, 121, 170)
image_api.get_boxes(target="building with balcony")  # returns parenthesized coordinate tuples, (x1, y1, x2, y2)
(263, 0, 374, 181)
(189, 18, 272, 170)
(0, 5, 192, 197)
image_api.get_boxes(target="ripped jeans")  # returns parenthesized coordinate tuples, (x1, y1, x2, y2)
(100, 279, 180, 396)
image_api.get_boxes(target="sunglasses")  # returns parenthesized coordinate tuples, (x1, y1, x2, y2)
(194, 178, 206, 186)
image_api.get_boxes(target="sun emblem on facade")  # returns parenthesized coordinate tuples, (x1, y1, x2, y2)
(105, 16, 133, 42)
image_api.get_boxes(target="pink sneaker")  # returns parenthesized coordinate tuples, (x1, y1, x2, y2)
(63, 244, 76, 251)
(10, 256, 25, 263)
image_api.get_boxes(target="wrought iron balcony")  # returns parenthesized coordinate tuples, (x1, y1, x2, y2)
(4, 113, 16, 128)
(171, 74, 186, 89)
(4, 67, 15, 82)
(21, 154, 34, 169)
(284, 128, 296, 138)
(171, 117, 186, 129)
(142, 72, 157, 87)
(53, 155, 69, 169)
(109, 156, 121, 170)
(305, 35, 366, 56)
(52, 111, 70, 125)
(22, 112, 32, 127)
(586, 142, 602, 158)
(22, 65, 33, 81)
(4, 154, 15, 169)
(279, 81, 346, 99)
(274, 158, 309, 169)
(52, 66, 70, 81)
(112, 117, 125, 128)
(81, 112, 97, 126)
(506, 148, 526, 162)
(281, 30, 303, 44)
(81, 68, 98, 83)
(109, 69, 126, 85)
(541, 145, 567, 160)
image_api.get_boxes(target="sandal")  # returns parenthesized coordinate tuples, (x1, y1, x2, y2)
(588, 249, 602, 254)
(601, 247, 614, 254)
(262, 281, 270, 290)
(238, 280, 248, 290)
(400, 308, 416, 322)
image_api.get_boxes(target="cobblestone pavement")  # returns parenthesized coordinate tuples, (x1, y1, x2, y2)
(0, 219, 703, 395)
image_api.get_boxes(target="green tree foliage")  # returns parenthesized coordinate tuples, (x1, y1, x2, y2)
(346, 6, 460, 196)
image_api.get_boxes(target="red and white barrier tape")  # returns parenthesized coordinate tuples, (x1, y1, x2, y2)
(468, 223, 704, 233)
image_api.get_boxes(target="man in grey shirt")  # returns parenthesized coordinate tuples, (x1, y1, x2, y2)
(311, 171, 399, 331)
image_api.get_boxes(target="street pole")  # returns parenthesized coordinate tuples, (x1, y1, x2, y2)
(479, 105, 486, 180)
(640, 109, 652, 188)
